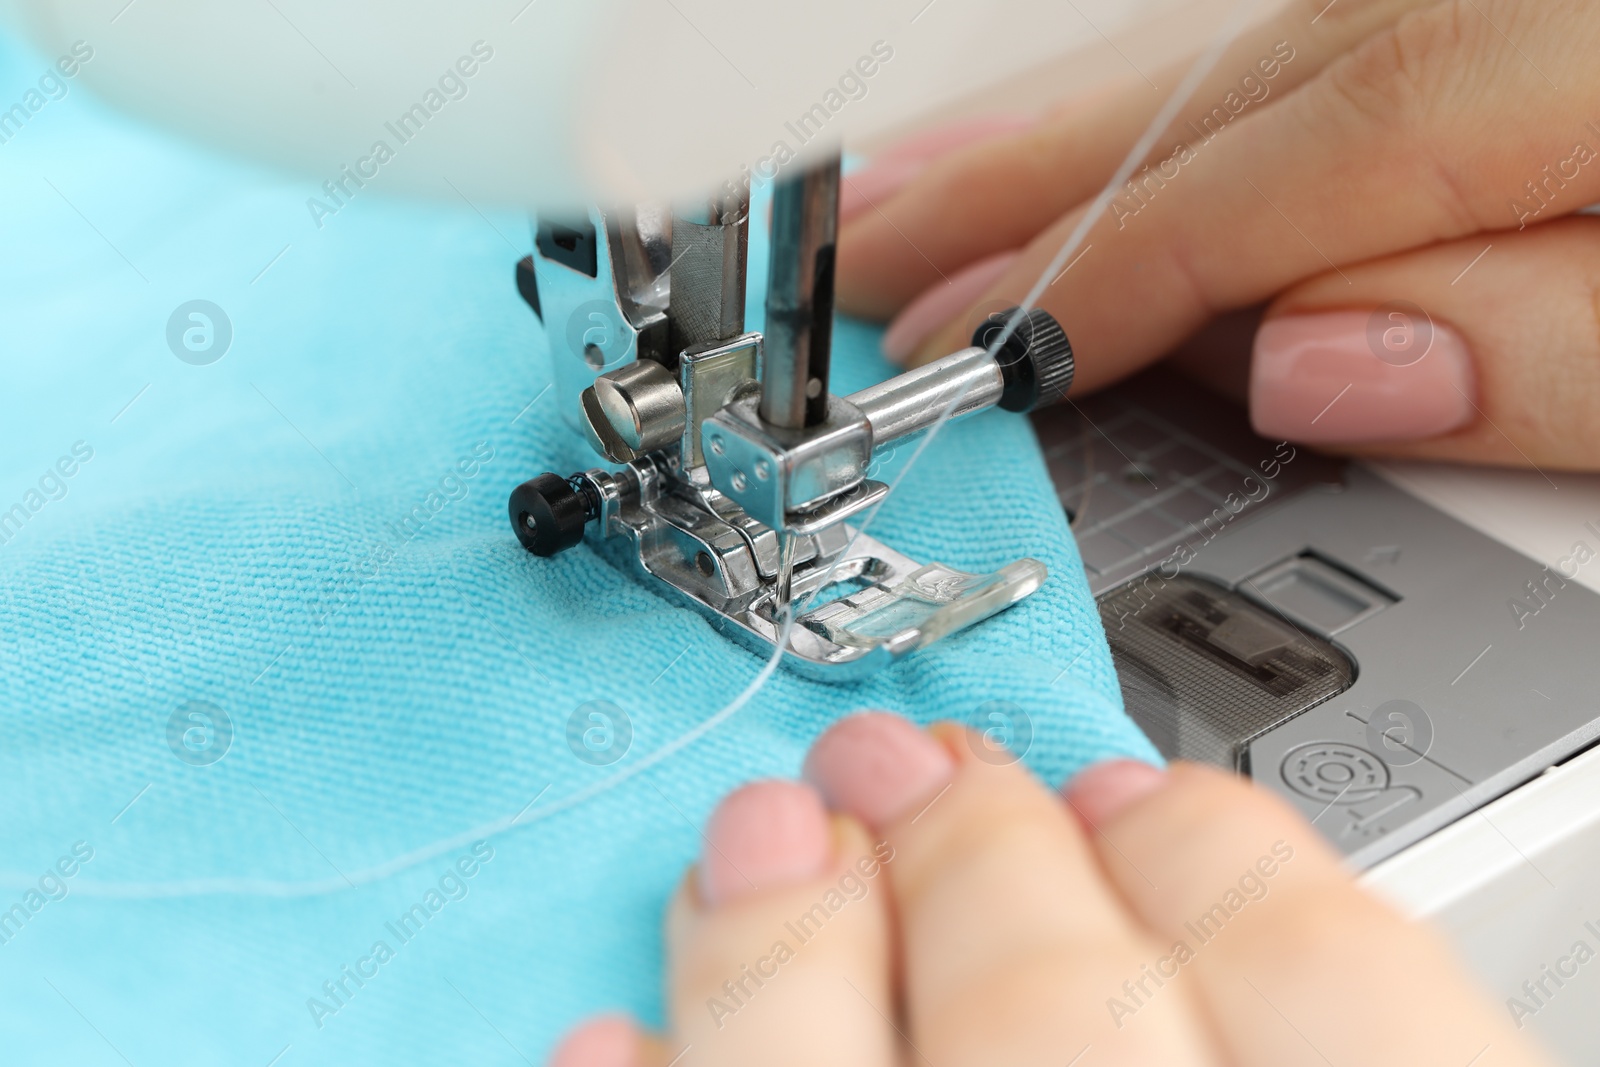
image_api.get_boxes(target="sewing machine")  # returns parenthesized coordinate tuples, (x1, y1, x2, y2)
(9, 0, 1599, 1056)
(505, 158, 1072, 676)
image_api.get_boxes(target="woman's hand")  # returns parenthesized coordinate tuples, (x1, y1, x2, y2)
(549, 712, 1554, 1066)
(836, 0, 1600, 470)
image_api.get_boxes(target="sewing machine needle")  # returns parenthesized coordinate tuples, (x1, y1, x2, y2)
(775, 532, 797, 628)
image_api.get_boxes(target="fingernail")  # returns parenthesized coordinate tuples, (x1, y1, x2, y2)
(1063, 760, 1166, 827)
(549, 1015, 640, 1067)
(802, 712, 955, 828)
(1250, 311, 1476, 444)
(840, 115, 1034, 223)
(881, 251, 1019, 365)
(698, 780, 832, 907)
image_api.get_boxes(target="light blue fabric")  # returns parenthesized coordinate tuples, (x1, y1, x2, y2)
(0, 28, 1155, 1065)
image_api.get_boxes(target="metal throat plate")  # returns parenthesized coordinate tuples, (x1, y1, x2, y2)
(1036, 369, 1600, 869)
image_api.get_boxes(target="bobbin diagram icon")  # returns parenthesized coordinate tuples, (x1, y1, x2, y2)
(1279, 741, 1391, 805)
(1277, 739, 1429, 843)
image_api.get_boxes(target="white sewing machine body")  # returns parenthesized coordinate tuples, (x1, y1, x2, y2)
(1360, 466, 1600, 1058)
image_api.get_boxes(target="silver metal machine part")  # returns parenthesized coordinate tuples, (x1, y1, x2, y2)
(760, 157, 839, 430)
(580, 358, 687, 463)
(702, 393, 873, 530)
(1037, 369, 1600, 869)
(848, 346, 1006, 445)
(669, 191, 750, 355)
(511, 156, 1073, 677)
(524, 208, 672, 434)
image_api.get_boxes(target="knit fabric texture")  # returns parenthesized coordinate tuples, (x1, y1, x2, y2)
(0, 28, 1155, 1064)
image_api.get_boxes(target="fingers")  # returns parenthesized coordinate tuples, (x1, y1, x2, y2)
(836, 0, 1435, 321)
(548, 781, 895, 1067)
(663, 780, 897, 1067)
(838, 115, 1035, 226)
(1065, 761, 1557, 1067)
(548, 1015, 674, 1067)
(804, 713, 1215, 1066)
(880, 251, 1019, 364)
(555, 712, 1559, 1067)
(902, 0, 1600, 391)
(1248, 216, 1600, 468)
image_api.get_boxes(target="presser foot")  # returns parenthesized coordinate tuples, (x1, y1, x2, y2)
(510, 462, 1047, 680)
(510, 160, 1073, 678)
(736, 539, 1049, 680)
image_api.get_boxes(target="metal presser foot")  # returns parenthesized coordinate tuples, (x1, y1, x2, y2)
(507, 156, 1075, 680)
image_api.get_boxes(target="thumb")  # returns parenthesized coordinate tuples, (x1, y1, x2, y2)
(1249, 216, 1600, 470)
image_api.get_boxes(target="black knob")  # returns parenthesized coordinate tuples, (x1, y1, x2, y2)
(509, 473, 593, 557)
(972, 307, 1075, 413)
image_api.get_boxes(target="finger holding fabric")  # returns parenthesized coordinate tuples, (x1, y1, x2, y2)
(549, 780, 899, 1067)
(873, 0, 1600, 471)
(803, 713, 1216, 1067)
(837, 0, 1441, 320)
(549, 712, 1561, 1066)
